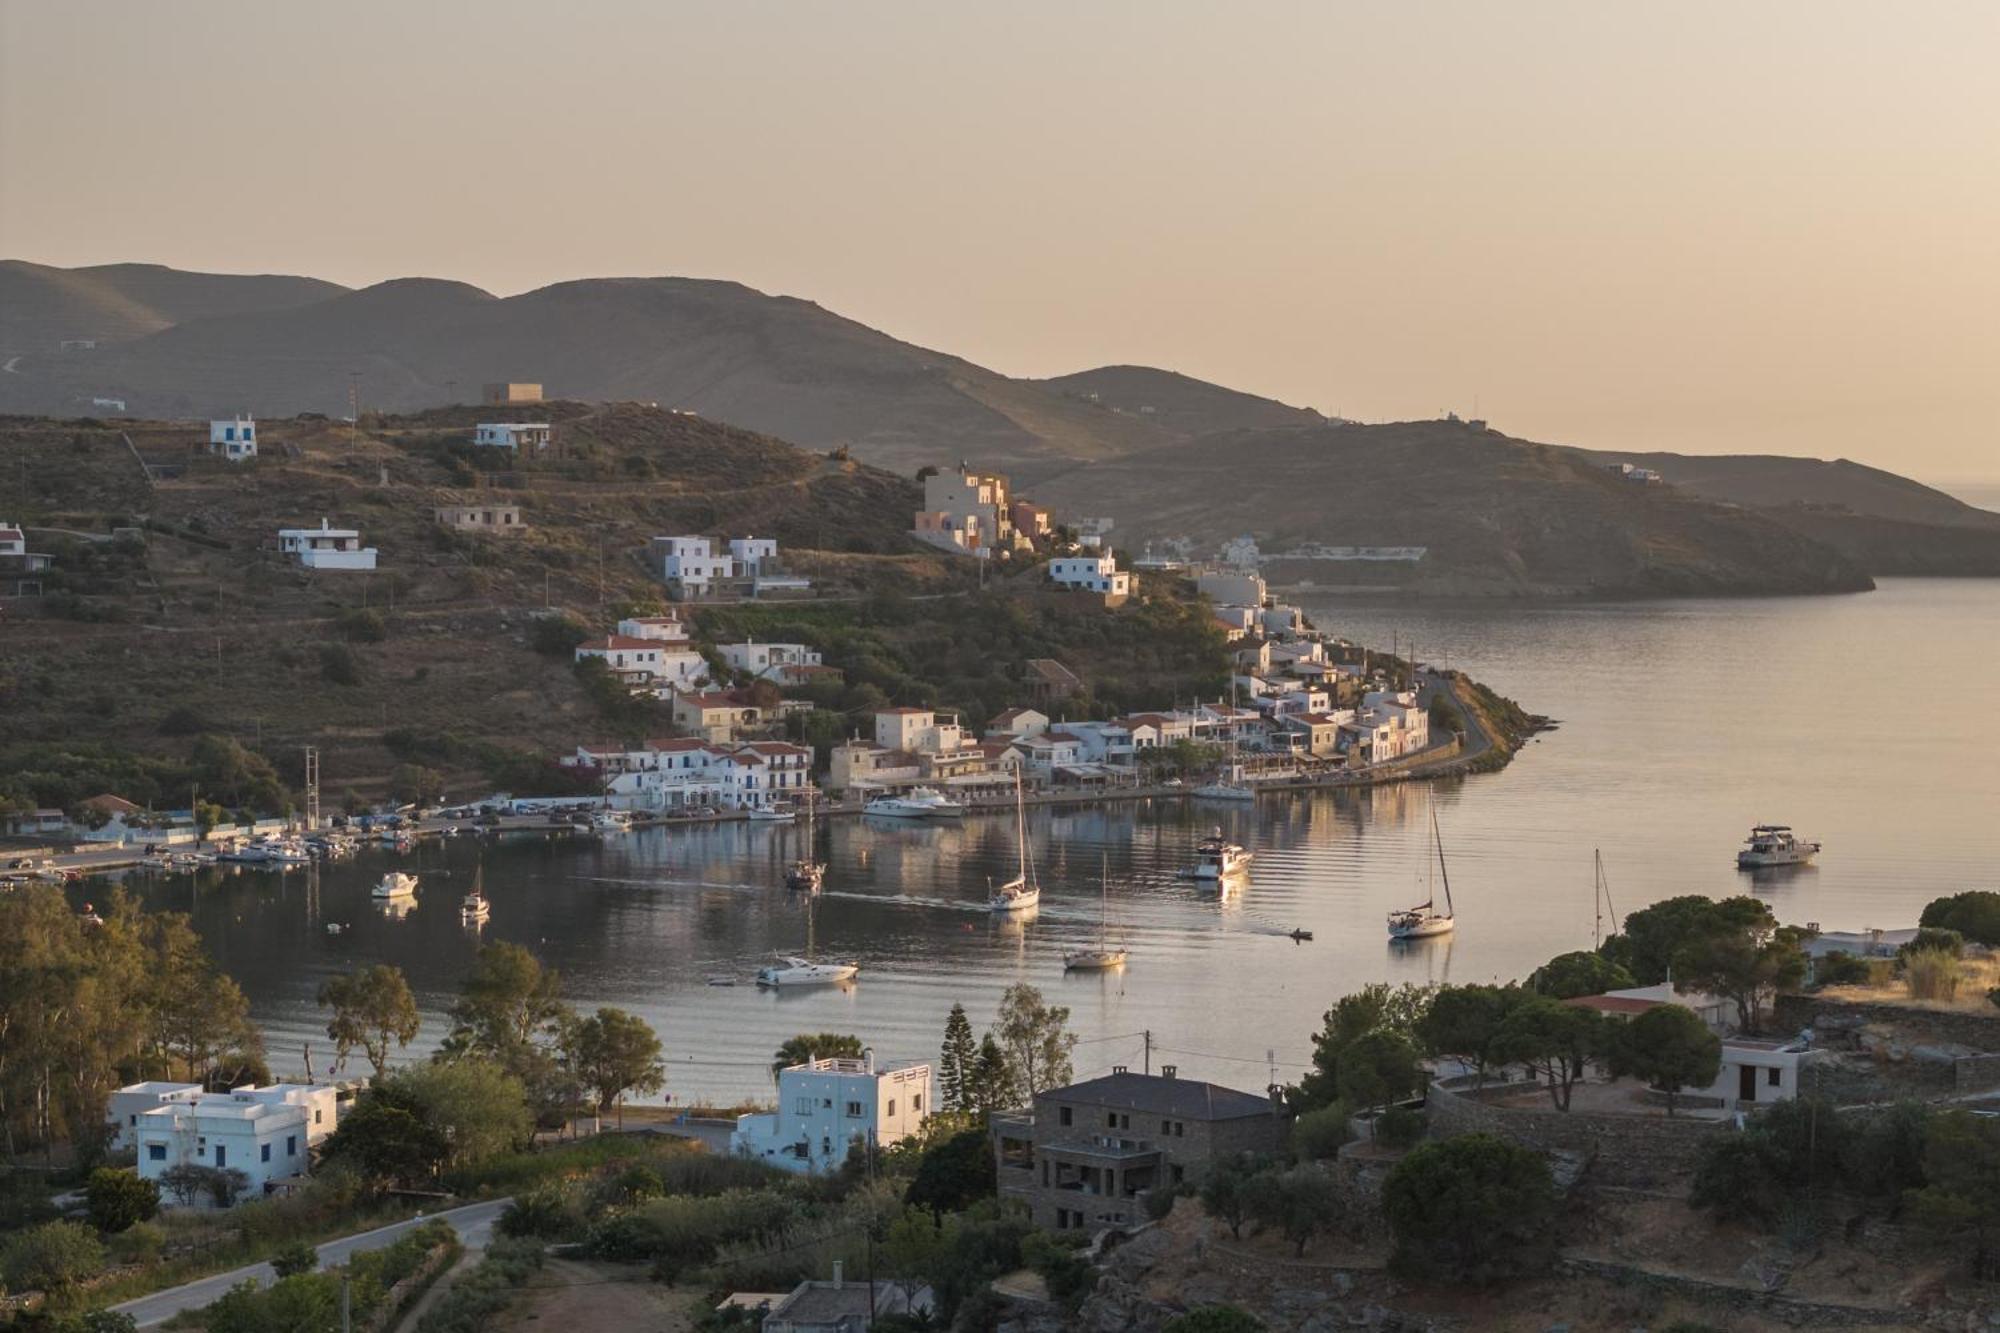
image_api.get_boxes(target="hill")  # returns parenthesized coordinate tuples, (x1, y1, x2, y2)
(0, 404, 1240, 806)
(0, 260, 348, 352)
(1033, 420, 1874, 597)
(1035, 364, 1325, 438)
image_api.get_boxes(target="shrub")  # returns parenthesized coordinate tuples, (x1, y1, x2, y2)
(1245, 1165, 1344, 1256)
(1143, 1186, 1178, 1222)
(1921, 891, 2000, 946)
(319, 642, 363, 686)
(337, 607, 388, 643)
(416, 1236, 546, 1333)
(1164, 1308, 1267, 1333)
(1374, 1106, 1425, 1150)
(1, 1220, 107, 1295)
(1289, 1104, 1350, 1161)
(1904, 947, 1963, 1002)
(84, 1168, 159, 1234)
(500, 1187, 585, 1240)
(269, 1237, 319, 1278)
(530, 613, 590, 656)
(1021, 1230, 1096, 1309)
(905, 1127, 998, 1215)
(1381, 1134, 1557, 1285)
(1689, 1134, 1786, 1224)
(1899, 927, 1966, 959)
(1814, 951, 1872, 987)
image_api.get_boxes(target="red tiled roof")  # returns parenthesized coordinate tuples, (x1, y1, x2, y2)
(579, 635, 666, 652)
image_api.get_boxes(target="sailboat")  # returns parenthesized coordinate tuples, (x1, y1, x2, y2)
(459, 864, 491, 923)
(786, 792, 826, 893)
(1387, 799, 1456, 940)
(756, 893, 858, 987)
(1193, 694, 1257, 801)
(988, 771, 1041, 913)
(1065, 856, 1127, 970)
(1592, 848, 1620, 949)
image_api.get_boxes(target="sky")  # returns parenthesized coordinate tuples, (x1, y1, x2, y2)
(4, 1, 1998, 485)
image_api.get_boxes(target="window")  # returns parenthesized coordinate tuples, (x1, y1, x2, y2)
(314, 1109, 323, 1125)
(1059, 1105, 1072, 1126)
(795, 1096, 813, 1115)
(130, 1114, 138, 1126)
(215, 1145, 227, 1168)
(845, 1101, 864, 1118)
(886, 1099, 896, 1117)
(1174, 1122, 1185, 1138)
(1767, 1067, 1782, 1088)
(148, 1144, 166, 1162)
(287, 1136, 297, 1157)
(261, 1143, 271, 1163)
(913, 1093, 922, 1112)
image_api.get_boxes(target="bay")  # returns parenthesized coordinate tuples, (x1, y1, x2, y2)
(157, 578, 2000, 1105)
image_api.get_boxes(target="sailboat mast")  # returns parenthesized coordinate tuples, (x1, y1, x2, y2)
(1015, 770, 1030, 885)
(1593, 848, 1603, 949)
(1431, 801, 1454, 916)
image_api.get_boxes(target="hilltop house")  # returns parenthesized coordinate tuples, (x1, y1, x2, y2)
(759, 1268, 934, 1333)
(649, 536, 736, 597)
(985, 707, 1050, 739)
(912, 465, 1052, 557)
(732, 1053, 931, 1174)
(992, 1068, 1286, 1233)
(719, 640, 824, 682)
(472, 422, 552, 451)
(575, 634, 708, 689)
(1048, 553, 1131, 605)
(277, 519, 376, 571)
(208, 416, 257, 461)
(435, 503, 524, 534)
(618, 613, 690, 642)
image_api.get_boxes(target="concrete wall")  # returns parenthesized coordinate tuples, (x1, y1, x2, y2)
(1426, 1080, 1727, 1189)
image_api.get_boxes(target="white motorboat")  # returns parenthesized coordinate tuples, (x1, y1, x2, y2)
(591, 810, 634, 833)
(988, 772, 1042, 913)
(747, 806, 796, 823)
(756, 955, 859, 987)
(1065, 856, 1128, 971)
(1188, 827, 1252, 880)
(864, 787, 965, 820)
(1737, 824, 1820, 868)
(372, 871, 418, 900)
(1191, 782, 1257, 802)
(1389, 801, 1455, 940)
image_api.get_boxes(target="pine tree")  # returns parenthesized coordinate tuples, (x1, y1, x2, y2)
(940, 1003, 977, 1112)
(967, 1033, 1019, 1115)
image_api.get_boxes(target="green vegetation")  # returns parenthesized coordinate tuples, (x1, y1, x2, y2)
(84, 1169, 160, 1235)
(1599, 895, 1807, 1031)
(771, 1032, 863, 1081)
(2, 1220, 107, 1298)
(414, 1235, 544, 1333)
(993, 983, 1078, 1100)
(1291, 982, 1435, 1112)
(1414, 983, 1523, 1088)
(1164, 1307, 1267, 1333)
(1244, 1165, 1345, 1257)
(317, 964, 422, 1079)
(1606, 1004, 1721, 1116)
(192, 1218, 457, 1333)
(569, 1007, 667, 1131)
(1527, 951, 1635, 999)
(1493, 996, 1603, 1112)
(1920, 891, 2000, 946)
(1382, 1134, 1558, 1285)
(938, 1003, 977, 1112)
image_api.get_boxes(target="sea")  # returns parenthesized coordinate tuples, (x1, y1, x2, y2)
(143, 578, 2000, 1105)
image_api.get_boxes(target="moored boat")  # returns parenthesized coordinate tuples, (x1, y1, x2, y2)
(1388, 801, 1456, 940)
(1187, 827, 1251, 880)
(372, 871, 418, 900)
(1736, 824, 1820, 868)
(755, 955, 859, 987)
(864, 787, 965, 820)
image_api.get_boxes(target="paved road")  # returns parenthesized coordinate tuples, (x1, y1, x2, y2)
(108, 1198, 511, 1328)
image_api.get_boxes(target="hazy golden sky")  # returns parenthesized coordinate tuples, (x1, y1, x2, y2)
(5, 1, 1997, 482)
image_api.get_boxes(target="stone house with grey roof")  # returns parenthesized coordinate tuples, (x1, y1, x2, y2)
(991, 1066, 1287, 1233)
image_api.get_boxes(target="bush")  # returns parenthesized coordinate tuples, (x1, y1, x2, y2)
(1374, 1106, 1425, 1150)
(1, 1220, 106, 1295)
(1164, 1308, 1268, 1333)
(269, 1237, 319, 1278)
(319, 642, 363, 686)
(1021, 1230, 1096, 1309)
(1143, 1185, 1178, 1222)
(1921, 891, 2000, 946)
(499, 1187, 585, 1240)
(905, 1127, 998, 1215)
(85, 1168, 160, 1234)
(530, 613, 590, 656)
(1899, 927, 1965, 959)
(1814, 951, 1872, 987)
(1289, 1104, 1350, 1161)
(1381, 1134, 1557, 1285)
(417, 1236, 545, 1333)
(337, 607, 388, 643)
(1904, 947, 1963, 1002)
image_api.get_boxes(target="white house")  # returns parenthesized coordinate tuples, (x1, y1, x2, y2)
(575, 633, 708, 688)
(1197, 568, 1266, 606)
(731, 1054, 931, 1174)
(1048, 553, 1131, 603)
(728, 536, 780, 577)
(133, 1084, 340, 1205)
(874, 707, 963, 755)
(1359, 690, 1429, 760)
(107, 1082, 203, 1151)
(277, 519, 377, 571)
(985, 707, 1049, 739)
(1012, 731, 1085, 779)
(0, 522, 24, 559)
(651, 536, 736, 593)
(473, 423, 552, 451)
(719, 641, 822, 681)
(209, 417, 257, 461)
(617, 613, 690, 643)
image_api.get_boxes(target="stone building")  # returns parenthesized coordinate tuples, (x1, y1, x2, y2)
(992, 1067, 1287, 1233)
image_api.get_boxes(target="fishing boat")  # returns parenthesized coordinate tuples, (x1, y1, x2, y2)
(785, 793, 826, 893)
(1065, 856, 1127, 970)
(988, 772, 1041, 913)
(1187, 827, 1252, 880)
(863, 787, 965, 820)
(1388, 801, 1455, 940)
(747, 806, 796, 823)
(372, 871, 418, 900)
(591, 809, 635, 833)
(1736, 824, 1820, 868)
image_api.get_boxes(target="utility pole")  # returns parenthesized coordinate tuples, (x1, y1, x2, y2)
(341, 1275, 351, 1333)
(1143, 1030, 1152, 1076)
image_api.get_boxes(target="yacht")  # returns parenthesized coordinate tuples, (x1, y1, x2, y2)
(755, 956, 860, 988)
(1065, 857, 1128, 971)
(1388, 802, 1456, 940)
(372, 871, 418, 900)
(864, 788, 965, 820)
(1187, 827, 1252, 880)
(1191, 779, 1258, 802)
(785, 795, 826, 893)
(988, 773, 1042, 913)
(1737, 824, 1820, 868)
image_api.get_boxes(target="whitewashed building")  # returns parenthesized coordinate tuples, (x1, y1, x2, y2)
(133, 1084, 340, 1205)
(617, 613, 690, 643)
(277, 519, 377, 571)
(566, 737, 814, 812)
(1048, 553, 1131, 603)
(728, 536, 780, 577)
(473, 423, 551, 451)
(107, 1082, 203, 1151)
(651, 536, 736, 594)
(719, 640, 823, 681)
(209, 417, 257, 461)
(732, 1054, 931, 1175)
(575, 633, 708, 688)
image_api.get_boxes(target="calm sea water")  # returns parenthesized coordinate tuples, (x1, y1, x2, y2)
(148, 579, 2000, 1105)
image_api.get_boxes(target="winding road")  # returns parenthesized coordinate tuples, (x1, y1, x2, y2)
(107, 1197, 511, 1328)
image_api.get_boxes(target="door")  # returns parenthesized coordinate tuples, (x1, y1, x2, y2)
(1738, 1064, 1757, 1103)
(215, 1143, 227, 1168)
